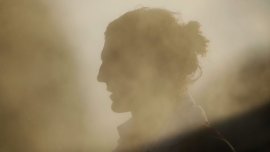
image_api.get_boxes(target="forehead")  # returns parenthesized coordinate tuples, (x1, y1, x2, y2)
(101, 34, 134, 60)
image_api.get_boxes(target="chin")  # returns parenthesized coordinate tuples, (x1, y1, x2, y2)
(111, 102, 130, 113)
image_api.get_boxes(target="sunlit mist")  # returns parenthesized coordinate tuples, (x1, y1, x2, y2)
(1, 0, 269, 151)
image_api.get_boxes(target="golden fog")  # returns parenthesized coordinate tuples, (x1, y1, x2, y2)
(0, 0, 269, 151)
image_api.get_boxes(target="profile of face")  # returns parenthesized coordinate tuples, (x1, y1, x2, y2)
(97, 36, 162, 113)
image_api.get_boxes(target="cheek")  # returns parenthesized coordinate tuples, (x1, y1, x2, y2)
(111, 59, 158, 92)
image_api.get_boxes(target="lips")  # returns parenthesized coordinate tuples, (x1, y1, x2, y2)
(110, 93, 118, 102)
(106, 86, 112, 92)
(110, 94, 113, 99)
(107, 86, 119, 96)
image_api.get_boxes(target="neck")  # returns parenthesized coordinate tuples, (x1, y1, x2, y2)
(131, 92, 188, 120)
(130, 94, 180, 136)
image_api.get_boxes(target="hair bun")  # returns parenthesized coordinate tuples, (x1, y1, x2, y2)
(185, 21, 200, 33)
(183, 21, 208, 56)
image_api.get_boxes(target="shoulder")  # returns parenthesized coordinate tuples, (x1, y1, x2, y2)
(152, 126, 236, 152)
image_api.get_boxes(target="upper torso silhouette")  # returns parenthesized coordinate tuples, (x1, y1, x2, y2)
(98, 7, 235, 152)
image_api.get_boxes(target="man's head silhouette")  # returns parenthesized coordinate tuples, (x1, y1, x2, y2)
(98, 8, 208, 113)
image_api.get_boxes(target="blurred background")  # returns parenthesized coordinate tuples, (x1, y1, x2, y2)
(0, 0, 269, 151)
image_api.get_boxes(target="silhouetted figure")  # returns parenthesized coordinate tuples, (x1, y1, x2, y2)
(98, 8, 234, 152)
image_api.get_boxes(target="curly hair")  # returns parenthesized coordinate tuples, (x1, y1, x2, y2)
(105, 8, 208, 90)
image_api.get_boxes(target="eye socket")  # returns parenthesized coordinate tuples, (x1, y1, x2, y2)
(110, 50, 121, 61)
(102, 48, 122, 62)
